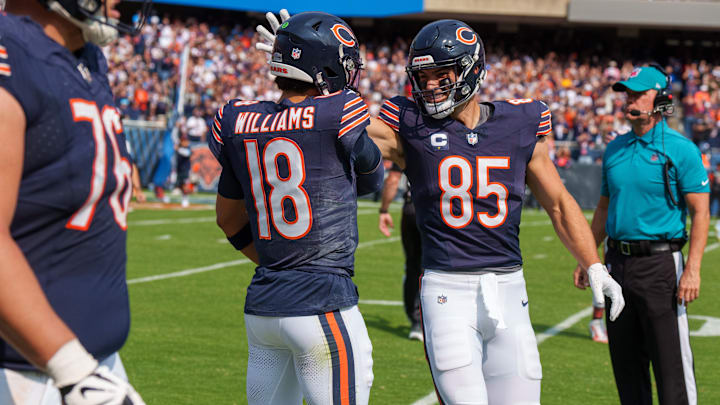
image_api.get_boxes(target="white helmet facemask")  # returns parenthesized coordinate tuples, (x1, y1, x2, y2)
(47, 0, 118, 46)
(422, 89, 457, 119)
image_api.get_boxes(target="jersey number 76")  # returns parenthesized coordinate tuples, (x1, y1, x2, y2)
(245, 138, 312, 240)
(67, 99, 132, 231)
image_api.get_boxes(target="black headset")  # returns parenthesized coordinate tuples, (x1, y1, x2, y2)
(646, 63, 679, 205)
(648, 62, 675, 115)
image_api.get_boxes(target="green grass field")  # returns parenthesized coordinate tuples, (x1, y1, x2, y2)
(122, 200, 720, 404)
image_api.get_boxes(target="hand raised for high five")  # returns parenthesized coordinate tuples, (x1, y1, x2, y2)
(255, 9, 291, 54)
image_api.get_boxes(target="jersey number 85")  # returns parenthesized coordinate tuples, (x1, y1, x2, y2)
(439, 156, 509, 229)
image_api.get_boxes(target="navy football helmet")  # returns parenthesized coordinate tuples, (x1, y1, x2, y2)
(270, 12, 363, 95)
(406, 20, 486, 119)
(38, 0, 151, 45)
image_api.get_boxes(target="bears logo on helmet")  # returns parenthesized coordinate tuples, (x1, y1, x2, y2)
(269, 12, 363, 95)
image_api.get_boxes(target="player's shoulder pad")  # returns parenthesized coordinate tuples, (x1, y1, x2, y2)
(0, 14, 55, 60)
(339, 90, 370, 138)
(378, 95, 416, 132)
(495, 99, 552, 137)
(210, 100, 233, 146)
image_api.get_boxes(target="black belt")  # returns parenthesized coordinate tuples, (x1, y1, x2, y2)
(607, 238, 685, 256)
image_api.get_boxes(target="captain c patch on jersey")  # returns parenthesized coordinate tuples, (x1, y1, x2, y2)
(430, 132, 449, 150)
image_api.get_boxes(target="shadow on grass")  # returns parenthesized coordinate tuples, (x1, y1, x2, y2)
(533, 324, 591, 341)
(363, 313, 412, 340)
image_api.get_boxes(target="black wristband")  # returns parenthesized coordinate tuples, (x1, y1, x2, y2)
(379, 208, 389, 214)
(227, 224, 253, 250)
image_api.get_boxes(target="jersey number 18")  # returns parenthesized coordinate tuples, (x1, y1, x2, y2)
(245, 138, 312, 240)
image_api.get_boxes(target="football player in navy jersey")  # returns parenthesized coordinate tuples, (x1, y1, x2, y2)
(367, 20, 625, 404)
(0, 1, 149, 404)
(210, 11, 382, 405)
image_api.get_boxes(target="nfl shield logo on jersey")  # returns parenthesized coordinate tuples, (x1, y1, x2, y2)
(437, 295, 447, 304)
(291, 48, 302, 60)
(466, 132, 478, 145)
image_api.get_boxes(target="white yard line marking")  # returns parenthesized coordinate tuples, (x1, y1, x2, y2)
(410, 306, 594, 405)
(127, 259, 253, 284)
(535, 307, 594, 344)
(130, 217, 215, 226)
(129, 208, 392, 227)
(127, 236, 401, 285)
(359, 299, 403, 306)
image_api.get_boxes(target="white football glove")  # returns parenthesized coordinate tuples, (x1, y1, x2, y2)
(61, 366, 146, 405)
(46, 339, 145, 405)
(255, 8, 291, 54)
(587, 263, 625, 322)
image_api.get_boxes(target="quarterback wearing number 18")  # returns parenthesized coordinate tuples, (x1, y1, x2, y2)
(209, 11, 383, 405)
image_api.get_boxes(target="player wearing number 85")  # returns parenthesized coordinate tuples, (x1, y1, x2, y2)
(367, 20, 625, 404)
(0, 1, 149, 404)
(209, 10, 382, 405)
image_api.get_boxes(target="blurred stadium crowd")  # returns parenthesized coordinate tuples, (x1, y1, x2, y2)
(105, 13, 720, 214)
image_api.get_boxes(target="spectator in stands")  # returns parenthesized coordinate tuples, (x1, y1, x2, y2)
(102, 14, 720, 166)
(185, 108, 207, 142)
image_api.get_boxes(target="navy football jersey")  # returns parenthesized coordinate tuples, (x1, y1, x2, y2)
(379, 97, 551, 271)
(209, 90, 371, 316)
(0, 14, 132, 370)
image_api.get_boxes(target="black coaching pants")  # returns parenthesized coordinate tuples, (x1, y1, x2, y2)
(605, 248, 697, 405)
(401, 200, 423, 324)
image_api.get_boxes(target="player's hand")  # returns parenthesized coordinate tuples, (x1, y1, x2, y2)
(133, 188, 146, 203)
(573, 264, 589, 289)
(676, 265, 700, 306)
(61, 366, 146, 405)
(587, 263, 624, 322)
(255, 8, 291, 54)
(378, 212, 394, 237)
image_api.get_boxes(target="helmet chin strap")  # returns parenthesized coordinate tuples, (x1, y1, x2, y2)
(47, 1, 118, 46)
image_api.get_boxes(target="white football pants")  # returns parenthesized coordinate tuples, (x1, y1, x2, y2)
(0, 353, 127, 405)
(420, 269, 542, 405)
(245, 305, 374, 405)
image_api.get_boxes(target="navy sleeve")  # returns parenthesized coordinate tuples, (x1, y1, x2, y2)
(352, 130, 384, 195)
(218, 166, 244, 200)
(336, 91, 371, 158)
(0, 26, 42, 123)
(536, 101, 552, 138)
(208, 103, 227, 164)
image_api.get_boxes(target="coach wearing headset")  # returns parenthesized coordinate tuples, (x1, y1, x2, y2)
(575, 65, 710, 405)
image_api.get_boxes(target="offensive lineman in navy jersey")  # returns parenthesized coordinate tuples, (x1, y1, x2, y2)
(0, 1, 149, 404)
(209, 11, 382, 405)
(367, 20, 625, 404)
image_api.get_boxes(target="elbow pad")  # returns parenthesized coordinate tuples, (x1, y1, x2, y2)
(357, 163, 385, 196)
(351, 131, 382, 175)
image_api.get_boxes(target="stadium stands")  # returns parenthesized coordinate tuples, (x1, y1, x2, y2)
(107, 10, 719, 192)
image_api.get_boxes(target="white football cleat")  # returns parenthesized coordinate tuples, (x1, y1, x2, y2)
(589, 319, 608, 344)
(408, 322, 423, 342)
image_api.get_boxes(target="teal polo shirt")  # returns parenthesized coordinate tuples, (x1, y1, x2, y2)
(601, 120, 709, 241)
